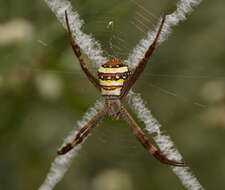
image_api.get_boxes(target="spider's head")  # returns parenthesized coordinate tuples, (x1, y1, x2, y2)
(97, 60, 130, 97)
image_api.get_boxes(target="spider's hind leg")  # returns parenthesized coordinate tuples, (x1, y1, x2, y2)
(119, 16, 166, 99)
(119, 107, 185, 167)
(64, 11, 101, 91)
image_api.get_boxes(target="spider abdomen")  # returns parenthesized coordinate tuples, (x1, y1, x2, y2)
(98, 60, 130, 97)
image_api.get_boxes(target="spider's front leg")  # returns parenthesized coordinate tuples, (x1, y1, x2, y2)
(120, 16, 166, 99)
(65, 11, 101, 91)
(58, 107, 107, 155)
(120, 107, 185, 167)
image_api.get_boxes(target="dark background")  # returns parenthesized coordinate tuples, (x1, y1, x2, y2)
(0, 0, 225, 189)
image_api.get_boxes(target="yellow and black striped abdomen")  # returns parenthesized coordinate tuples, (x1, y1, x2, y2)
(98, 60, 130, 97)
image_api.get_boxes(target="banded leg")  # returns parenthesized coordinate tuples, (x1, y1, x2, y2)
(120, 107, 185, 167)
(120, 16, 166, 99)
(58, 107, 107, 155)
(65, 11, 101, 90)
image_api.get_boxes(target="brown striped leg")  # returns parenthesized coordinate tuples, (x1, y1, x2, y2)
(120, 16, 166, 99)
(65, 11, 101, 91)
(58, 107, 107, 155)
(119, 107, 185, 167)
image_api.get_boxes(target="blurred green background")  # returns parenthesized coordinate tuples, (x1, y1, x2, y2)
(0, 0, 225, 189)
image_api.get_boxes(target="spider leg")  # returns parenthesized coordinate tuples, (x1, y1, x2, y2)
(119, 106, 185, 167)
(57, 107, 107, 155)
(65, 11, 101, 91)
(120, 16, 166, 99)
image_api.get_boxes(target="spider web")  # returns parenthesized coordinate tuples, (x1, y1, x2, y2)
(38, 0, 205, 190)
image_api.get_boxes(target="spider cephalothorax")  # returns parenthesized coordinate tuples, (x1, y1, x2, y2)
(58, 11, 185, 167)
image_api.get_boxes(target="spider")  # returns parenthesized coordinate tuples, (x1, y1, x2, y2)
(58, 11, 185, 167)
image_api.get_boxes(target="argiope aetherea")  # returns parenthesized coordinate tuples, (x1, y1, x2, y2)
(58, 11, 185, 167)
